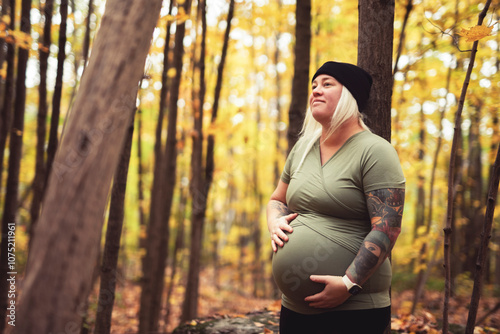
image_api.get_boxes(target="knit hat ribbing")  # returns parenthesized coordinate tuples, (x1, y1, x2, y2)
(312, 61, 373, 112)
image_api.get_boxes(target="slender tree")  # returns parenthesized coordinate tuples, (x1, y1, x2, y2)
(136, 108, 146, 228)
(465, 144, 500, 333)
(82, 0, 94, 71)
(94, 108, 136, 334)
(181, 0, 235, 321)
(443, 1, 492, 332)
(0, 0, 15, 199)
(45, 0, 69, 184)
(286, 0, 311, 153)
(139, 0, 192, 331)
(12, 0, 162, 332)
(0, 0, 31, 332)
(30, 0, 54, 235)
(392, 0, 413, 78)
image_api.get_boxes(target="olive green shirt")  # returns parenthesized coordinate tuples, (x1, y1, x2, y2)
(272, 131, 405, 314)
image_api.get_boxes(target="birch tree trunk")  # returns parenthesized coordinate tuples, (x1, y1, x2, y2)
(12, 1, 162, 332)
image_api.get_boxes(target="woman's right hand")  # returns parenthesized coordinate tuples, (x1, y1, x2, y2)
(269, 212, 297, 252)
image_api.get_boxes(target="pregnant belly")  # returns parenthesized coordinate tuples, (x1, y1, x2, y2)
(272, 224, 356, 303)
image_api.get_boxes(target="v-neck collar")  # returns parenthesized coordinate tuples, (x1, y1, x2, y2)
(316, 131, 366, 167)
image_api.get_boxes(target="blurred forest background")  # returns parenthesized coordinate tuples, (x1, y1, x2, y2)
(0, 0, 499, 333)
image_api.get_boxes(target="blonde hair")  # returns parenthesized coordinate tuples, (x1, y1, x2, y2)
(294, 86, 371, 173)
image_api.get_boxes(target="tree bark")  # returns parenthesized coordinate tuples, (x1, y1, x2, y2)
(443, 2, 492, 332)
(45, 0, 68, 186)
(357, 0, 395, 142)
(392, 0, 413, 77)
(94, 110, 136, 334)
(286, 0, 311, 153)
(413, 106, 425, 241)
(0, 0, 31, 332)
(0, 0, 15, 200)
(12, 0, 162, 332)
(182, 0, 207, 321)
(136, 108, 146, 228)
(82, 0, 94, 70)
(139, 0, 191, 331)
(164, 181, 188, 330)
(357, 3, 395, 333)
(181, 0, 234, 322)
(30, 0, 54, 238)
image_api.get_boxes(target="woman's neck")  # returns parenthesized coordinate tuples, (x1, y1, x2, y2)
(320, 118, 364, 148)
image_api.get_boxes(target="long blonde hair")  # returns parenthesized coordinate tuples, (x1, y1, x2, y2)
(294, 86, 371, 173)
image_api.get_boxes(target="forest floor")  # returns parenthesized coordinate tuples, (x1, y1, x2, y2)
(96, 268, 500, 334)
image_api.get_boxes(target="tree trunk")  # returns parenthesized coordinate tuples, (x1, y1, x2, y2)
(45, 0, 68, 186)
(139, 0, 191, 331)
(443, 2, 492, 332)
(286, 0, 311, 153)
(136, 108, 146, 228)
(164, 181, 188, 330)
(413, 106, 426, 241)
(357, 0, 395, 142)
(82, 0, 94, 70)
(12, 0, 162, 332)
(30, 0, 54, 237)
(181, 0, 234, 322)
(0, 0, 31, 332)
(357, 2, 395, 333)
(465, 144, 499, 333)
(0, 0, 15, 199)
(392, 0, 413, 77)
(463, 107, 484, 274)
(94, 110, 136, 334)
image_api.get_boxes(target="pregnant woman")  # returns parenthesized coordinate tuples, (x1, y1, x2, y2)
(267, 61, 405, 334)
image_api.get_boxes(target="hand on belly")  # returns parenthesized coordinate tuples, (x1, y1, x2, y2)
(272, 225, 355, 303)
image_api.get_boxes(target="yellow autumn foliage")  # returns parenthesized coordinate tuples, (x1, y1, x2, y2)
(458, 24, 494, 42)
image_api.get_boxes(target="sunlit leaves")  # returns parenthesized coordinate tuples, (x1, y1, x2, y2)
(0, 14, 33, 51)
(458, 24, 494, 42)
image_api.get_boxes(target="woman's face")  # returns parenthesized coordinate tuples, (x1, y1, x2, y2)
(309, 74, 343, 126)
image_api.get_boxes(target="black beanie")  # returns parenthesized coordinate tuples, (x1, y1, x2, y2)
(312, 61, 373, 112)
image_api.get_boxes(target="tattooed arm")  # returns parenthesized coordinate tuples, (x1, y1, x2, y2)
(267, 180, 298, 252)
(305, 188, 405, 308)
(345, 188, 405, 285)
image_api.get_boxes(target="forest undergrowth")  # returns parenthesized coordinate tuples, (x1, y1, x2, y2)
(85, 268, 500, 334)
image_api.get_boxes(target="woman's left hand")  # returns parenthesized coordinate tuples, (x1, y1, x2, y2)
(304, 275, 350, 308)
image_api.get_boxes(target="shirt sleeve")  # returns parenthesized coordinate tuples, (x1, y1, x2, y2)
(361, 138, 406, 193)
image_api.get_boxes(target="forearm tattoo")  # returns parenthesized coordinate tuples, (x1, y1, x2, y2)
(269, 200, 292, 217)
(346, 188, 405, 284)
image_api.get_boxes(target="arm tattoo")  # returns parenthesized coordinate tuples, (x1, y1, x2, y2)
(269, 200, 292, 217)
(346, 188, 405, 284)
